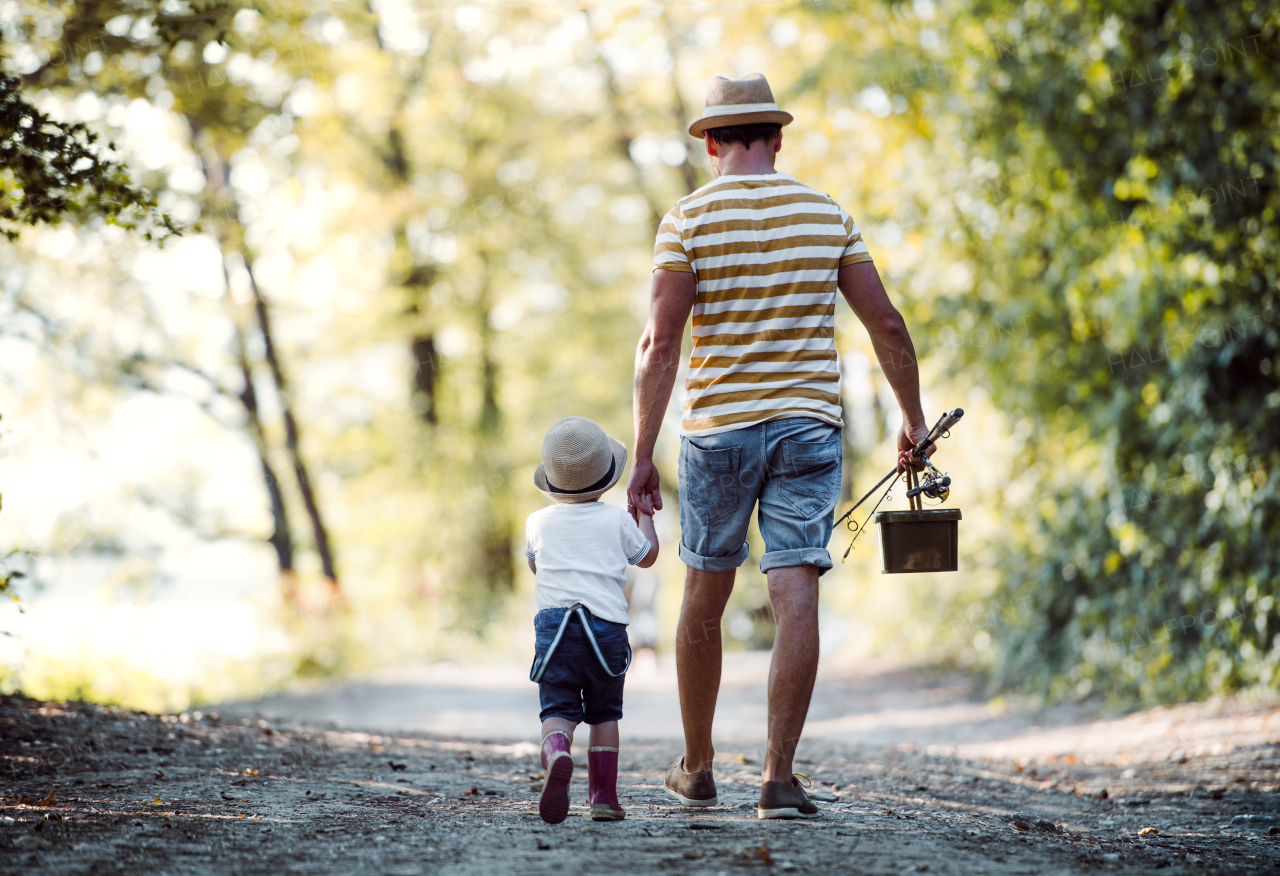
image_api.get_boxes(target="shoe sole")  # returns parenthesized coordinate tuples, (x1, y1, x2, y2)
(539, 753, 573, 824)
(587, 806, 626, 822)
(665, 786, 718, 808)
(757, 806, 821, 820)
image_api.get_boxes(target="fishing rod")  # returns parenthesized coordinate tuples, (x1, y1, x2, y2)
(837, 408, 964, 562)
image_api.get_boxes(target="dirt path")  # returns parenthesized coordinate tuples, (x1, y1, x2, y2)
(3, 660, 1280, 874)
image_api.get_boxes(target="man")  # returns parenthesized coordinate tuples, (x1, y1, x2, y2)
(626, 73, 934, 819)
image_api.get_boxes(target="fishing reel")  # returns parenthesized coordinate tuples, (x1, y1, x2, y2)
(836, 408, 965, 569)
(906, 456, 951, 504)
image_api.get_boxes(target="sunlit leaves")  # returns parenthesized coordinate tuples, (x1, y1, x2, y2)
(0, 74, 176, 239)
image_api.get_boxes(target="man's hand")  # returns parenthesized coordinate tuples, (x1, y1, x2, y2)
(627, 457, 663, 521)
(897, 423, 935, 472)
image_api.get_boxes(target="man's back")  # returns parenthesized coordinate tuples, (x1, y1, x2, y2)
(653, 172, 872, 436)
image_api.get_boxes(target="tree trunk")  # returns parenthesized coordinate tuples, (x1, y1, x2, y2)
(660, 19, 701, 196)
(367, 32, 440, 428)
(475, 264, 513, 596)
(411, 334, 439, 424)
(202, 149, 299, 604)
(243, 260, 340, 592)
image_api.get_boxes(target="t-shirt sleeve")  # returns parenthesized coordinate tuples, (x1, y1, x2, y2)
(838, 206, 873, 267)
(619, 509, 652, 566)
(653, 208, 693, 274)
(524, 517, 536, 560)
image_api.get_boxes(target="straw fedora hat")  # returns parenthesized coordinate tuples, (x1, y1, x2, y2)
(534, 416, 629, 501)
(688, 72, 794, 138)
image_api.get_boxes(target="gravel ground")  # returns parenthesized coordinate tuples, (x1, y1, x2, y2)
(2, 693, 1279, 875)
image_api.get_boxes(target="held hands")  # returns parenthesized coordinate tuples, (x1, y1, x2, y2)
(626, 457, 662, 523)
(897, 423, 936, 473)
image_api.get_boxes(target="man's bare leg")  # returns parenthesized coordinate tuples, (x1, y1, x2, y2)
(762, 564, 820, 784)
(676, 567, 736, 772)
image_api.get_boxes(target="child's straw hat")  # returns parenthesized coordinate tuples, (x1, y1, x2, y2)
(534, 417, 628, 501)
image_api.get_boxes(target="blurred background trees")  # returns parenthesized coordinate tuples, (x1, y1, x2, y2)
(0, 0, 1275, 709)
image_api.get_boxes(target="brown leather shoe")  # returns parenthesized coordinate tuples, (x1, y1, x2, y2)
(758, 777, 820, 819)
(664, 757, 718, 807)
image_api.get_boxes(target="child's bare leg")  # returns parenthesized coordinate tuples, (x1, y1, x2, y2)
(587, 721, 619, 748)
(542, 717, 577, 744)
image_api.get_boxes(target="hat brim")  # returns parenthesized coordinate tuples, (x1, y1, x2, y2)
(534, 437, 629, 501)
(689, 110, 794, 138)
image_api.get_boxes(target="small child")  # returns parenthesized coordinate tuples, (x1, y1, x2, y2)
(525, 416, 659, 824)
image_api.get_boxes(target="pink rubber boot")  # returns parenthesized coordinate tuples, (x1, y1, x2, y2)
(539, 731, 573, 824)
(587, 746, 625, 821)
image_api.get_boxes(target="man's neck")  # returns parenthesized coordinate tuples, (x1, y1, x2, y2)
(715, 144, 778, 177)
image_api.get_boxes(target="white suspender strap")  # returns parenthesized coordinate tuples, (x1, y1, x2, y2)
(575, 606, 631, 678)
(529, 608, 575, 683)
(529, 605, 631, 682)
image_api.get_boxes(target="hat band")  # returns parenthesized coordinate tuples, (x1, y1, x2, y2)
(546, 456, 615, 495)
(701, 101, 780, 118)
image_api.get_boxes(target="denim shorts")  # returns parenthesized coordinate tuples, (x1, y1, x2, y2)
(532, 608, 629, 725)
(678, 417, 842, 575)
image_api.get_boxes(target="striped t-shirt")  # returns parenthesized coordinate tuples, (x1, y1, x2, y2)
(653, 172, 872, 436)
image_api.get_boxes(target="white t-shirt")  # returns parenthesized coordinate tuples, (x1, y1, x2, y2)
(525, 501, 652, 625)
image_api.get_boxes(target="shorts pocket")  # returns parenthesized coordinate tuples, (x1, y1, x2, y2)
(681, 439, 741, 525)
(591, 633, 631, 677)
(780, 437, 842, 520)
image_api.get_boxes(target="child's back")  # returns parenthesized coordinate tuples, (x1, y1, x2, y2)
(524, 417, 659, 824)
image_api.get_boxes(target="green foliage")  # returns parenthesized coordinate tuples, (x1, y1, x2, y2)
(0, 73, 174, 239)
(926, 0, 1280, 702)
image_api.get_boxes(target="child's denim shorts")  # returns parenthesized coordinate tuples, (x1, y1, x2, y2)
(533, 607, 629, 725)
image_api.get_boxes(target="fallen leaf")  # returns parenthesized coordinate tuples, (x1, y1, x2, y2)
(155, 770, 165, 779)
(1013, 820, 1031, 831)
(463, 787, 479, 797)
(1139, 827, 1159, 836)
(388, 761, 407, 772)
(36, 787, 55, 806)
(747, 842, 773, 866)
(13, 796, 32, 805)
(151, 796, 163, 805)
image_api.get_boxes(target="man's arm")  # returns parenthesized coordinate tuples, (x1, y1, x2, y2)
(628, 268, 696, 518)
(837, 261, 933, 469)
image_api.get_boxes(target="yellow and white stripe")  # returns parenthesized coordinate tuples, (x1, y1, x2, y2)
(653, 173, 872, 436)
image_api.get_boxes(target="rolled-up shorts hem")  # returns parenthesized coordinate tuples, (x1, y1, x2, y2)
(537, 698, 623, 725)
(760, 547, 833, 575)
(679, 540, 750, 572)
